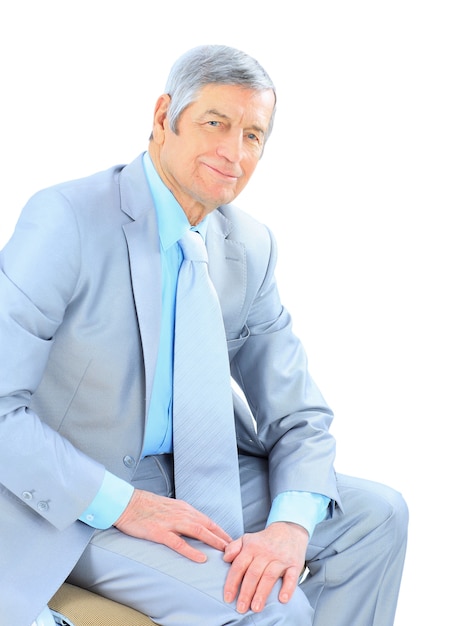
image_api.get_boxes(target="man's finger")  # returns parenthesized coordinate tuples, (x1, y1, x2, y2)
(278, 565, 301, 604)
(163, 532, 208, 563)
(238, 560, 282, 613)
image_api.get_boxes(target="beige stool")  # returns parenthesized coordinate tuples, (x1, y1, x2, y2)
(49, 583, 158, 626)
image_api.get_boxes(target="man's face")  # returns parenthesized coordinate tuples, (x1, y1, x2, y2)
(149, 83, 275, 224)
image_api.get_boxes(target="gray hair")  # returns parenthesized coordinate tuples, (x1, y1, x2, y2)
(164, 44, 276, 141)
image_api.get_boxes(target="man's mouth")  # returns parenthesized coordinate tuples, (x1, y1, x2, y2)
(203, 162, 241, 181)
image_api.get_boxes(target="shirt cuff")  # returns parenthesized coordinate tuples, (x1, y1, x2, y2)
(266, 491, 330, 537)
(79, 471, 134, 529)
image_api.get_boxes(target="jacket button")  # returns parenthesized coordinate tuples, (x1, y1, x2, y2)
(37, 501, 49, 512)
(123, 455, 136, 468)
(22, 491, 33, 500)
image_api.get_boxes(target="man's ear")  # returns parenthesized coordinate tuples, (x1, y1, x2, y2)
(152, 94, 171, 144)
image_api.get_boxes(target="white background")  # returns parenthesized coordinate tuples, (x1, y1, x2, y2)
(1, 2, 463, 624)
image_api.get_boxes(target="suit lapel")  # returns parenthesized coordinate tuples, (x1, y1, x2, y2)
(207, 209, 247, 335)
(120, 156, 162, 418)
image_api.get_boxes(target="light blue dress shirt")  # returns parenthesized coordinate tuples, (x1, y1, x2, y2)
(140, 153, 208, 457)
(79, 152, 329, 535)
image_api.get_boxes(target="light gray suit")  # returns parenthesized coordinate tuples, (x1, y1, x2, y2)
(0, 154, 407, 625)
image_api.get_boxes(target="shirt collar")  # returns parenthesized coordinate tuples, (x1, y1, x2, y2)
(142, 151, 209, 249)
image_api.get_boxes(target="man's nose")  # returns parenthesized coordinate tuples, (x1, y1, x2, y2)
(216, 131, 243, 162)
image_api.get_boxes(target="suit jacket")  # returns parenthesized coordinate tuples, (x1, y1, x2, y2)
(0, 154, 339, 625)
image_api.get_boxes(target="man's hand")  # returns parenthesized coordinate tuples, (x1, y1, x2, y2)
(114, 488, 232, 562)
(223, 521, 308, 614)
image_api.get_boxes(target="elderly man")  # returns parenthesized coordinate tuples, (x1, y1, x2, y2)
(0, 45, 408, 625)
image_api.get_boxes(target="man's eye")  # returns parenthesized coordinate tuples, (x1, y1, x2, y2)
(207, 120, 221, 127)
(246, 133, 260, 143)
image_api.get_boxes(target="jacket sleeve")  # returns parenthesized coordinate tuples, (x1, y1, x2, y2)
(0, 189, 106, 530)
(230, 226, 341, 507)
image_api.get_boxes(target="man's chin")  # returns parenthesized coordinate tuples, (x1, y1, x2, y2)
(210, 186, 242, 208)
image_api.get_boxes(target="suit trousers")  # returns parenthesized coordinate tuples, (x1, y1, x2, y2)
(68, 455, 408, 626)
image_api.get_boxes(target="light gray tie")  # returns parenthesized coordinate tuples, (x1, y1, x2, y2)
(173, 230, 244, 538)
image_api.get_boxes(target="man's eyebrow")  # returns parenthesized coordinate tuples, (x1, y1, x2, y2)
(247, 124, 266, 137)
(203, 108, 229, 120)
(202, 109, 265, 136)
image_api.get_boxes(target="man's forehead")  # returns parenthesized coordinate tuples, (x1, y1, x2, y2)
(193, 83, 275, 122)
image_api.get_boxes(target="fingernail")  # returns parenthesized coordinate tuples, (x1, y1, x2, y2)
(224, 592, 232, 603)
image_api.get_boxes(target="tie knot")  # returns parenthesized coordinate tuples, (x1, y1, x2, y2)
(179, 230, 208, 263)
